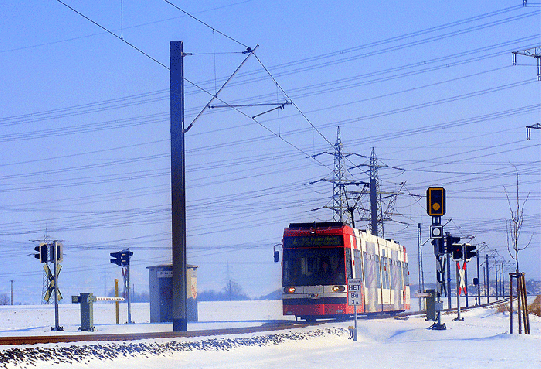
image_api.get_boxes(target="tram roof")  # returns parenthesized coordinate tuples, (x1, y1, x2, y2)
(287, 222, 348, 230)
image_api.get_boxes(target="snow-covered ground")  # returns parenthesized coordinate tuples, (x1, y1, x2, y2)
(0, 300, 539, 368)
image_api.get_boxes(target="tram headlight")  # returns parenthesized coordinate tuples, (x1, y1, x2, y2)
(332, 285, 346, 292)
(284, 287, 296, 294)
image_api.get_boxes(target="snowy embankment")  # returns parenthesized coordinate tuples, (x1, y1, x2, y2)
(0, 300, 539, 368)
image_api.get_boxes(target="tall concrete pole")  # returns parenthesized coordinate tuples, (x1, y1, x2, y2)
(170, 41, 188, 331)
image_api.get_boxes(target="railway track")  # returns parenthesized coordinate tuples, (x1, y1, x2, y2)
(0, 300, 506, 346)
(0, 320, 314, 346)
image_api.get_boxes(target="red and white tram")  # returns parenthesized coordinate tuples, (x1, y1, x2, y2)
(281, 222, 410, 321)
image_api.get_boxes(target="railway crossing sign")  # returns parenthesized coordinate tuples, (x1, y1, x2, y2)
(348, 278, 362, 306)
(43, 264, 62, 303)
(457, 262, 467, 296)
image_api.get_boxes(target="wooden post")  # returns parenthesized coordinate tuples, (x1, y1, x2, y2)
(517, 274, 522, 334)
(509, 272, 530, 334)
(509, 273, 513, 334)
(519, 274, 530, 334)
(115, 279, 119, 324)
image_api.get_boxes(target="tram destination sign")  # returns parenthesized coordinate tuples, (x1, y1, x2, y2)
(283, 235, 343, 248)
(348, 278, 362, 306)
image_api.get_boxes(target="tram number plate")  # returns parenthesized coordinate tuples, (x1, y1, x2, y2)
(348, 279, 362, 306)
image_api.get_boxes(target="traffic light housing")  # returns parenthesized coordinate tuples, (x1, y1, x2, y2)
(34, 243, 47, 263)
(450, 244, 463, 260)
(432, 238, 445, 256)
(445, 235, 460, 251)
(110, 249, 133, 266)
(445, 235, 461, 259)
(427, 187, 445, 216)
(430, 225, 444, 239)
(50, 241, 63, 262)
(464, 244, 477, 260)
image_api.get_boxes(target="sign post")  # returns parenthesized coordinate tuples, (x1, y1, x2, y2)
(454, 260, 465, 321)
(348, 278, 362, 341)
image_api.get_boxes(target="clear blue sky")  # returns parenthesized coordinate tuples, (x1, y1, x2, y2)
(0, 1, 539, 304)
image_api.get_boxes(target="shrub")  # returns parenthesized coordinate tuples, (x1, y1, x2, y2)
(495, 295, 541, 317)
(529, 295, 541, 317)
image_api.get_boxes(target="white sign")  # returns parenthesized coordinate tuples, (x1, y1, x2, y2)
(348, 278, 362, 306)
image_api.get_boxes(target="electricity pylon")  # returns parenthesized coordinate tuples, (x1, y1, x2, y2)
(312, 128, 403, 236)
(311, 127, 368, 226)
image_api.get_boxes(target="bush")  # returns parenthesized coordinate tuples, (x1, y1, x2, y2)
(529, 295, 541, 317)
(495, 294, 541, 317)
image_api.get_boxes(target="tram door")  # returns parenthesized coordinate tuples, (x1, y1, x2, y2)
(365, 242, 378, 312)
(391, 250, 400, 310)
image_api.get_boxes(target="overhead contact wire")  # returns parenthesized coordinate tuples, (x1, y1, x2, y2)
(161, 0, 249, 48)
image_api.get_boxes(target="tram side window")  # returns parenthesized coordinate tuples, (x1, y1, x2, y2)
(345, 249, 353, 280)
(397, 261, 403, 287)
(375, 256, 381, 288)
(403, 262, 409, 286)
(353, 249, 362, 279)
(382, 257, 390, 289)
(363, 252, 368, 284)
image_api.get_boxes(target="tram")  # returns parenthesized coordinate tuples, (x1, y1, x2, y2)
(279, 222, 410, 321)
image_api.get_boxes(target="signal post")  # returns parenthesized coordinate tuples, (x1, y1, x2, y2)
(427, 187, 446, 330)
(348, 278, 362, 341)
(450, 242, 477, 321)
(33, 240, 64, 331)
(110, 249, 134, 324)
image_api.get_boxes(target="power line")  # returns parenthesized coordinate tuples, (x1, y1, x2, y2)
(161, 0, 249, 48)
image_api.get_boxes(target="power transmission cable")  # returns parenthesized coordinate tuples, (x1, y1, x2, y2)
(5, 4, 536, 264)
(226, 9, 539, 84)
(2, 99, 536, 220)
(2, 18, 532, 148)
(151, 15, 335, 163)
(161, 0, 248, 48)
(50, 1, 334, 171)
(252, 53, 334, 149)
(185, 45, 260, 133)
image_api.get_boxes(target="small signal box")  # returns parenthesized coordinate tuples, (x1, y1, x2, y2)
(427, 187, 446, 216)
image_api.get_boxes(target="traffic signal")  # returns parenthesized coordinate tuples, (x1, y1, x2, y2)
(430, 225, 444, 239)
(445, 235, 461, 253)
(34, 243, 47, 263)
(50, 241, 63, 263)
(110, 249, 133, 266)
(449, 243, 463, 260)
(426, 187, 445, 216)
(464, 244, 477, 260)
(432, 238, 445, 256)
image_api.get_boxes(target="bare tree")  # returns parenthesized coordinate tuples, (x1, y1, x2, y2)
(505, 171, 532, 273)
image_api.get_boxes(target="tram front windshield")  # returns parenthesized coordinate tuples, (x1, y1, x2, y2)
(282, 248, 346, 286)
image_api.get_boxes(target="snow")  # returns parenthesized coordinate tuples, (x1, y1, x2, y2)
(0, 300, 539, 368)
